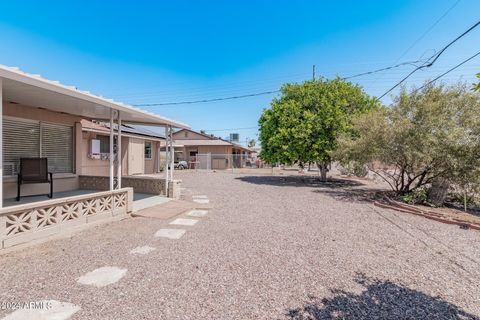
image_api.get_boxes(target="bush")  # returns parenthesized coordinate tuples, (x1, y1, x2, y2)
(400, 188, 428, 205)
(338, 162, 369, 177)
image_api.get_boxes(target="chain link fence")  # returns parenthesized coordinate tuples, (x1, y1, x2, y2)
(184, 153, 268, 171)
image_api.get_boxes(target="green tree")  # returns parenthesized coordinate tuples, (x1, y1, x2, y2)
(337, 83, 480, 205)
(473, 73, 480, 92)
(247, 139, 256, 148)
(259, 78, 378, 181)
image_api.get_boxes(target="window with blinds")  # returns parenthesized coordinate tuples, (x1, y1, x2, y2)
(3, 119, 40, 176)
(2, 118, 74, 176)
(97, 135, 110, 154)
(41, 123, 74, 173)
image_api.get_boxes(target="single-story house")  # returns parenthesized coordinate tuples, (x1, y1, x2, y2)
(0, 64, 187, 250)
(172, 129, 252, 169)
(80, 120, 166, 176)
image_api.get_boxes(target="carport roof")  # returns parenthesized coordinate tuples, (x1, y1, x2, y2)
(0, 65, 189, 128)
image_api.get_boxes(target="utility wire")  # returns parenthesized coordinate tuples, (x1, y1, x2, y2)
(133, 90, 281, 106)
(193, 51, 480, 139)
(394, 0, 461, 64)
(133, 59, 427, 107)
(342, 60, 424, 80)
(378, 19, 480, 99)
(411, 50, 480, 94)
(133, 17, 480, 108)
(371, 1, 460, 88)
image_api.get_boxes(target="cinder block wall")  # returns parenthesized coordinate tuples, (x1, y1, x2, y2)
(79, 176, 181, 199)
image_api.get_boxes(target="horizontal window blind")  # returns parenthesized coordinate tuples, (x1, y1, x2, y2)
(41, 123, 74, 174)
(3, 118, 40, 176)
(97, 135, 110, 154)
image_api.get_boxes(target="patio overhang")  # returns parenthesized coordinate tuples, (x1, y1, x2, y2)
(0, 65, 187, 209)
(0, 65, 189, 128)
(0, 65, 188, 251)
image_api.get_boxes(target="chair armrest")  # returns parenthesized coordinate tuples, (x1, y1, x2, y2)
(17, 173, 22, 183)
(48, 172, 53, 181)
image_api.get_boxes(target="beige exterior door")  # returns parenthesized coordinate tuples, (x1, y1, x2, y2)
(128, 138, 145, 175)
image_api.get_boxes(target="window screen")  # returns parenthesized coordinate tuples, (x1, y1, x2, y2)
(3, 118, 40, 176)
(145, 141, 152, 159)
(2, 118, 74, 175)
(41, 123, 74, 174)
(97, 135, 110, 154)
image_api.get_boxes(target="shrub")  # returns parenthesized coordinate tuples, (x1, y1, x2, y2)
(400, 188, 428, 205)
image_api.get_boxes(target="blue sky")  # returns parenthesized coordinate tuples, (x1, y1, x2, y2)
(0, 0, 479, 144)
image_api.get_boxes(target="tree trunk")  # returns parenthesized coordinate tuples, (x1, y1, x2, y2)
(427, 177, 449, 207)
(317, 161, 329, 182)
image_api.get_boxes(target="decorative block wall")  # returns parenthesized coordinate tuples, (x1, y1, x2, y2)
(79, 175, 180, 199)
(0, 188, 133, 250)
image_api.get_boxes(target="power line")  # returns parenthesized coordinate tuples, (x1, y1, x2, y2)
(132, 19, 480, 108)
(342, 60, 424, 80)
(371, 0, 460, 87)
(132, 59, 431, 107)
(378, 19, 480, 99)
(133, 90, 281, 106)
(411, 50, 480, 94)
(196, 52, 480, 136)
(394, 0, 461, 64)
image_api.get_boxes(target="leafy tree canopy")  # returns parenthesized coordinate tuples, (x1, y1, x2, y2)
(258, 78, 378, 180)
(473, 73, 480, 92)
(337, 83, 480, 197)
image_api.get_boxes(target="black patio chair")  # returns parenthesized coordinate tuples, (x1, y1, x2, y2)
(16, 158, 53, 201)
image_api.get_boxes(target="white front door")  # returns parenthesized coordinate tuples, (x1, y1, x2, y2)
(128, 138, 145, 175)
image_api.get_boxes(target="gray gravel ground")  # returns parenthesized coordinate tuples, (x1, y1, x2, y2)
(1, 170, 480, 319)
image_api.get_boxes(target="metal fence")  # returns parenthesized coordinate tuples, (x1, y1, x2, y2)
(185, 153, 267, 171)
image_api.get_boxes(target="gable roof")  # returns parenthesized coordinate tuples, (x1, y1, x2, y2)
(174, 128, 220, 140)
(174, 139, 232, 146)
(172, 128, 252, 152)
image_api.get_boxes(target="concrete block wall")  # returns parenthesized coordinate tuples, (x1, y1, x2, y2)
(79, 175, 181, 199)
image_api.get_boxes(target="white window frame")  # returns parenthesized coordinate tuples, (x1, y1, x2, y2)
(145, 141, 152, 160)
(3, 116, 75, 176)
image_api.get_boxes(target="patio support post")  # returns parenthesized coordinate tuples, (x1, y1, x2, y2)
(169, 125, 174, 181)
(117, 111, 122, 189)
(109, 109, 114, 191)
(164, 125, 169, 195)
(156, 142, 161, 173)
(0, 78, 3, 208)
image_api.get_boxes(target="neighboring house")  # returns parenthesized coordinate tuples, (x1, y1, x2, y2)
(173, 129, 251, 169)
(81, 120, 165, 176)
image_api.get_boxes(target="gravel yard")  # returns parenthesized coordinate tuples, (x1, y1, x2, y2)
(1, 170, 479, 319)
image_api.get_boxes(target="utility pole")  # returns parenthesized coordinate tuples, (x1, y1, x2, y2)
(312, 65, 316, 80)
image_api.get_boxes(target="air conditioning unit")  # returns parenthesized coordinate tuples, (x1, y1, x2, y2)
(229, 133, 239, 142)
(89, 139, 101, 159)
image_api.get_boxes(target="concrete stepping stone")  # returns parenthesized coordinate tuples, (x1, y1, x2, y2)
(77, 266, 127, 288)
(155, 228, 186, 239)
(169, 218, 199, 226)
(187, 210, 208, 217)
(193, 199, 210, 204)
(192, 195, 208, 199)
(2, 300, 80, 320)
(129, 246, 156, 255)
